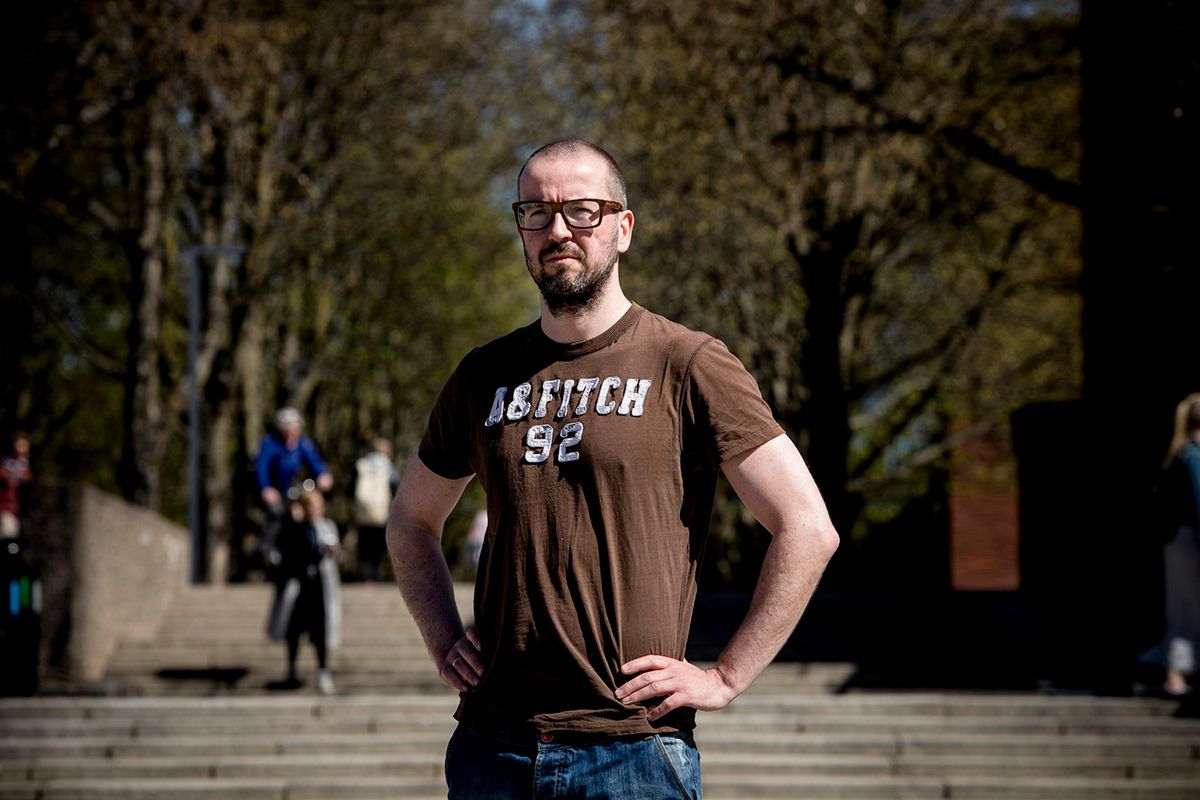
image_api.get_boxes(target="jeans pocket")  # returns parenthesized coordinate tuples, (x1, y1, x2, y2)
(446, 723, 537, 800)
(653, 733, 702, 799)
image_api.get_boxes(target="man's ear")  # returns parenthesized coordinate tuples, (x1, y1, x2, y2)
(617, 209, 635, 253)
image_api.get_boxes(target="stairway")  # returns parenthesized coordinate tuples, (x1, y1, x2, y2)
(96, 583, 472, 696)
(1, 584, 1199, 799)
(95, 583, 853, 697)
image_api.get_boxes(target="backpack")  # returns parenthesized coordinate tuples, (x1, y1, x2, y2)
(354, 455, 393, 526)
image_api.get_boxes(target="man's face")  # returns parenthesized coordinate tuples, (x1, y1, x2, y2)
(282, 424, 301, 446)
(517, 152, 633, 315)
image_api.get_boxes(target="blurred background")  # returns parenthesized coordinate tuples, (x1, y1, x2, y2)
(1, 0, 1196, 694)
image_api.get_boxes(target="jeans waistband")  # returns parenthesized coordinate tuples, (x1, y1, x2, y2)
(460, 720, 686, 749)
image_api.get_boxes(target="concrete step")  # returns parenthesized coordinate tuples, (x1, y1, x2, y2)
(4, 775, 1200, 800)
(701, 749, 1200, 779)
(702, 774, 1200, 799)
(701, 710, 1199, 736)
(7, 750, 1200, 783)
(700, 728, 1200, 759)
(5, 691, 1189, 722)
(0, 776, 446, 799)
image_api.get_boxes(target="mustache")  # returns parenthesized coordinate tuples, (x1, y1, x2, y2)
(540, 242, 585, 260)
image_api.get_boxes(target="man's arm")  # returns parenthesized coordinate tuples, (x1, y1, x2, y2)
(616, 433, 839, 721)
(385, 454, 482, 691)
(255, 439, 282, 507)
(301, 437, 335, 492)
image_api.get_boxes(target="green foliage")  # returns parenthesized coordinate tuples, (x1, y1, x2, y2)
(2, 0, 1086, 587)
(519, 0, 1083, 579)
(1, 0, 533, 567)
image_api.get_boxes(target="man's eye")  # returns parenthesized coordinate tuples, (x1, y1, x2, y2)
(524, 206, 550, 225)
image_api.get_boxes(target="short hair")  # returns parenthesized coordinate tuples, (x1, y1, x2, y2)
(517, 139, 628, 207)
(273, 407, 303, 430)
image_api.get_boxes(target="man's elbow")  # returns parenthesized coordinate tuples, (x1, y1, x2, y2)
(797, 517, 839, 566)
(384, 512, 415, 551)
(384, 519, 401, 554)
(385, 505, 439, 554)
(816, 523, 840, 562)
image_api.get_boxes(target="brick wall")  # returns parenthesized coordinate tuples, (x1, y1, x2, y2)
(948, 436, 1021, 591)
(949, 487, 1020, 590)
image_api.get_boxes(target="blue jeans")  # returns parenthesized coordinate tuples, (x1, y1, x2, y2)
(445, 722, 702, 799)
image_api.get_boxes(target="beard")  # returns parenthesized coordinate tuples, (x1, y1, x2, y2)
(525, 235, 619, 316)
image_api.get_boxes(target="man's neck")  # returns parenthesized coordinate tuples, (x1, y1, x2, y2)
(539, 289, 632, 345)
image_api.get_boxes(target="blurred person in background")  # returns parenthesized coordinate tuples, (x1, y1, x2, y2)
(350, 437, 400, 582)
(1144, 394, 1200, 698)
(256, 407, 333, 565)
(265, 485, 341, 694)
(0, 432, 32, 539)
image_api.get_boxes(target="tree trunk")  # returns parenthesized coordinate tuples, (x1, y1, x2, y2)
(201, 232, 238, 584)
(118, 110, 167, 509)
(237, 303, 266, 454)
(790, 203, 862, 537)
(204, 403, 233, 583)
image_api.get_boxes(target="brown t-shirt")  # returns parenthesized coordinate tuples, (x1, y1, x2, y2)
(419, 303, 783, 736)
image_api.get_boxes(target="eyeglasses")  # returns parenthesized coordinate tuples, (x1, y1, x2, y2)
(512, 199, 624, 231)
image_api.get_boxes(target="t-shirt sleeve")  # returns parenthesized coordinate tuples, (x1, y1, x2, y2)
(683, 337, 784, 466)
(417, 354, 477, 480)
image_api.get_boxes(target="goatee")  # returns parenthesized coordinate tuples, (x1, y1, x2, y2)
(531, 244, 616, 316)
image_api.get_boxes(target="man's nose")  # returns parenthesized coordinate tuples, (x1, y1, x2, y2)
(547, 210, 574, 241)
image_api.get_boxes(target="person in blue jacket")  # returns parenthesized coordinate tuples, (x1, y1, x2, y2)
(256, 407, 334, 563)
(257, 407, 333, 506)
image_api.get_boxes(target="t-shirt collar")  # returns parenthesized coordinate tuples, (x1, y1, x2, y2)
(532, 303, 645, 360)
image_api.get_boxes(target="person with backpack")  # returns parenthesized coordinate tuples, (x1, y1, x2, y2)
(350, 437, 399, 582)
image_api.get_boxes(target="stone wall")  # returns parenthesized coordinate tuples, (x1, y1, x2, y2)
(21, 482, 189, 686)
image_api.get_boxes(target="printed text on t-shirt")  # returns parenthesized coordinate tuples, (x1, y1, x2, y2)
(483, 377, 653, 465)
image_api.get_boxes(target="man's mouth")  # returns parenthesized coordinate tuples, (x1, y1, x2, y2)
(542, 245, 584, 264)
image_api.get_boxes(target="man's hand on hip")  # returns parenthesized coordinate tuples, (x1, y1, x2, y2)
(615, 655, 738, 722)
(440, 626, 484, 692)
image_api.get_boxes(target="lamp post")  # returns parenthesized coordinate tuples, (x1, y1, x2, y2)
(182, 244, 244, 584)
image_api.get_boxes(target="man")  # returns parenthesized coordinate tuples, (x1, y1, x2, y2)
(387, 140, 839, 798)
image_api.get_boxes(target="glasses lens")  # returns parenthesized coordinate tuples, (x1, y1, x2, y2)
(563, 200, 603, 227)
(517, 202, 552, 230)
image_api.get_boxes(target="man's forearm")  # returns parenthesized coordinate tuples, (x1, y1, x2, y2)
(715, 522, 837, 695)
(387, 523, 465, 665)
